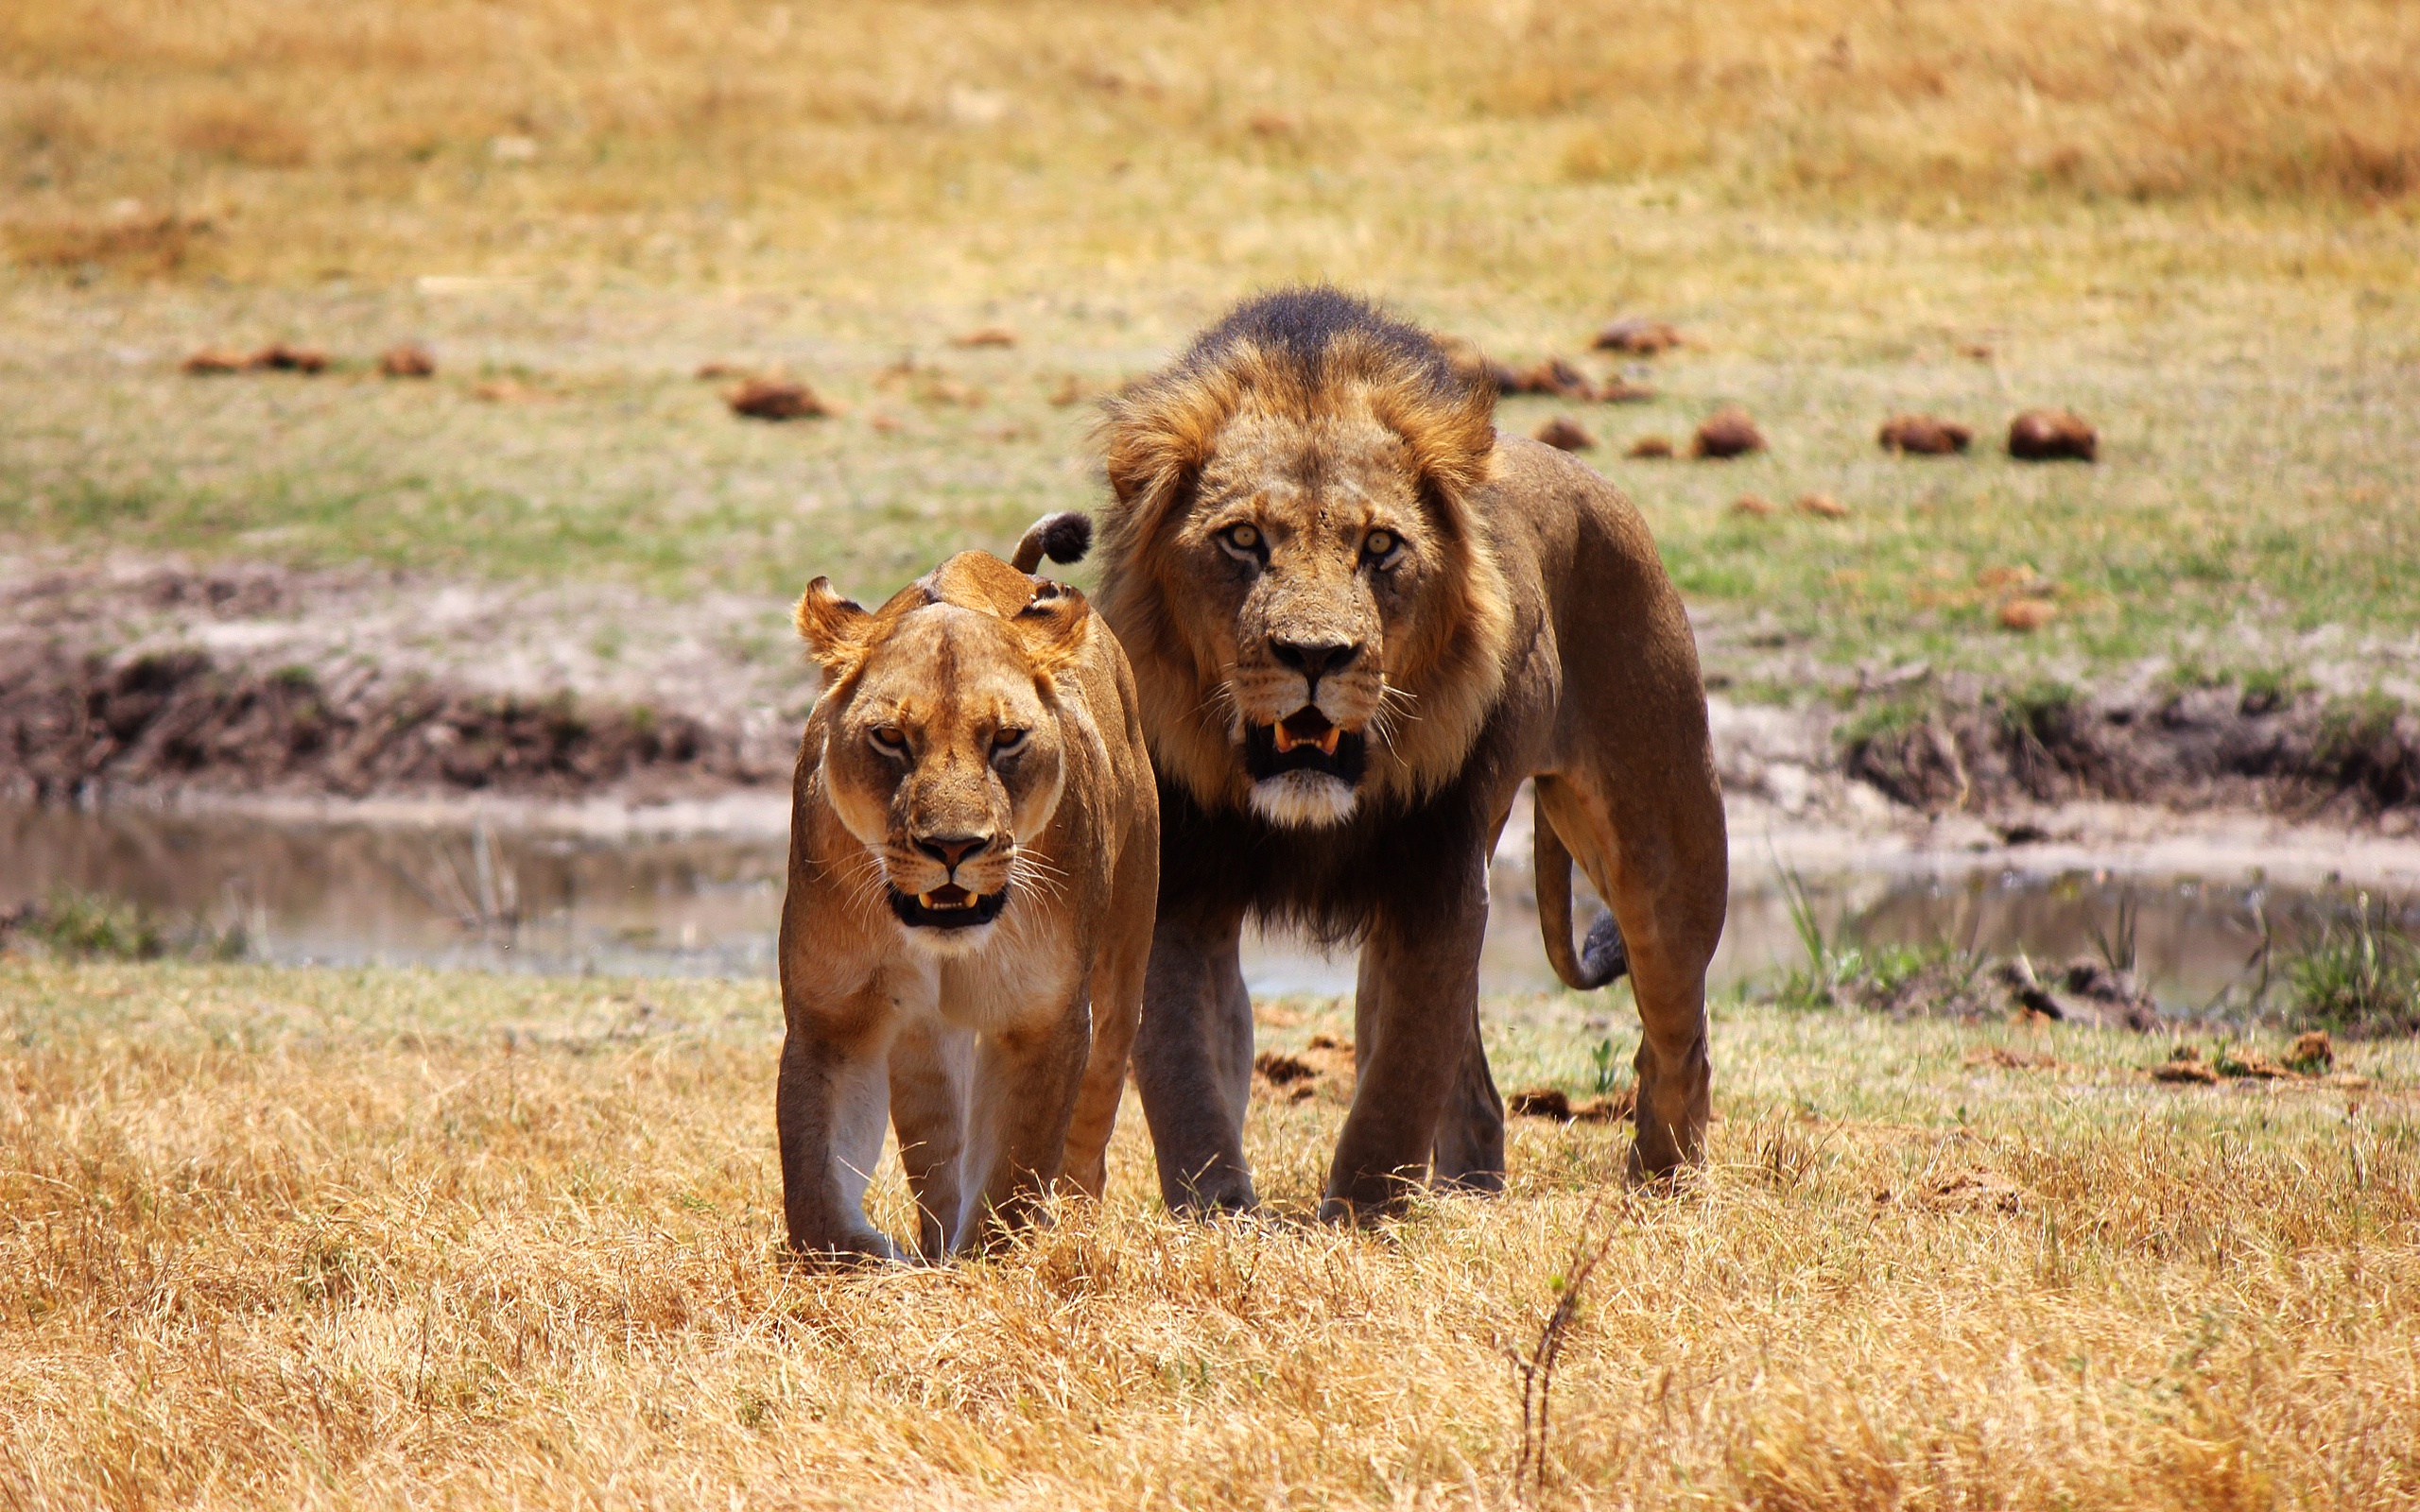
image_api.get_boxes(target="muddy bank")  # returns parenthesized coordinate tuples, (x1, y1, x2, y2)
(0, 642, 780, 802)
(1, 556, 803, 805)
(6, 554, 2418, 827)
(1841, 681, 2420, 824)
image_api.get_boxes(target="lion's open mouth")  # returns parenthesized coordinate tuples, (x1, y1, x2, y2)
(888, 883, 1010, 931)
(1245, 708, 1368, 786)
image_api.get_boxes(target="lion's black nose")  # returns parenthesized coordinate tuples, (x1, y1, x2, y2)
(1270, 639, 1360, 696)
(915, 833, 993, 869)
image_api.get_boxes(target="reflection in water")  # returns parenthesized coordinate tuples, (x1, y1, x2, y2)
(2, 802, 2409, 1007)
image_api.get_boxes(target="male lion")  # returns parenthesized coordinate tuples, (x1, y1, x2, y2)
(1095, 288, 1727, 1220)
(778, 514, 1158, 1260)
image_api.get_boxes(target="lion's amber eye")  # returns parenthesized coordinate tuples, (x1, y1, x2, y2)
(1364, 529, 1399, 559)
(1219, 523, 1263, 558)
(871, 726, 907, 754)
(993, 728, 1027, 753)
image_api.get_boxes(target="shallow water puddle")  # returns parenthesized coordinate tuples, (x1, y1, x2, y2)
(2, 801, 2408, 1007)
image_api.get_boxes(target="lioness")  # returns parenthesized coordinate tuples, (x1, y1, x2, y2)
(778, 514, 1158, 1260)
(1096, 289, 1727, 1220)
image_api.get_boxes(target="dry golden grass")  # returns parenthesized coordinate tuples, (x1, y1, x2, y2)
(5, 0, 2416, 285)
(3, 957, 2416, 1508)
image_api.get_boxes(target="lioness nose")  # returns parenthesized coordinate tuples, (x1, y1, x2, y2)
(1270, 639, 1360, 696)
(915, 833, 993, 870)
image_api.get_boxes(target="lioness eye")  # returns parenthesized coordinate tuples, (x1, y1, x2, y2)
(870, 726, 907, 753)
(993, 728, 1027, 752)
(1219, 523, 1263, 558)
(1364, 529, 1398, 559)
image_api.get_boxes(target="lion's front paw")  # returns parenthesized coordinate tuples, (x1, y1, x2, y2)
(783, 1228, 907, 1268)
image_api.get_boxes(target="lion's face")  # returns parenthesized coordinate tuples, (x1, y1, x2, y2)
(800, 582, 1085, 956)
(1170, 411, 1449, 827)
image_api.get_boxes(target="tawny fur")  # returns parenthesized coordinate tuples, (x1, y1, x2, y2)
(1094, 289, 1728, 1221)
(1098, 293, 1515, 815)
(778, 528, 1157, 1262)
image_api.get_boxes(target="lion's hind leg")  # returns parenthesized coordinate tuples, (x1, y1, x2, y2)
(1535, 771, 1724, 1180)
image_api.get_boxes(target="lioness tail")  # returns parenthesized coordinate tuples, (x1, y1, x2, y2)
(1011, 511, 1094, 574)
(1534, 782, 1629, 990)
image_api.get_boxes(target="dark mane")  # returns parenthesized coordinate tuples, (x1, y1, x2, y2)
(1173, 286, 1474, 403)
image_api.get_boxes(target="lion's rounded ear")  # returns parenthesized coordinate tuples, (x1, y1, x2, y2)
(793, 577, 873, 673)
(1098, 364, 1237, 524)
(1011, 580, 1093, 680)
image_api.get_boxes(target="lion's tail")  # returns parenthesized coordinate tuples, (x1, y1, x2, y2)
(1011, 511, 1094, 575)
(1534, 782, 1629, 991)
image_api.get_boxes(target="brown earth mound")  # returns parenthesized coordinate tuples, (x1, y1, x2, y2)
(1692, 407, 1764, 458)
(726, 378, 828, 421)
(1533, 415, 1596, 451)
(1592, 318, 1684, 355)
(1877, 414, 1972, 455)
(2008, 409, 2098, 461)
(379, 344, 436, 378)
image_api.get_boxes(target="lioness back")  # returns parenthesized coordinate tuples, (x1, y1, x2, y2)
(774, 516, 1157, 1262)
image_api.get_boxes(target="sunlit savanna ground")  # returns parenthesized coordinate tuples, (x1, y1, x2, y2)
(0, 959, 2413, 1508)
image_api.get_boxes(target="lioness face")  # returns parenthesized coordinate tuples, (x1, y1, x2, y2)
(1183, 411, 1441, 828)
(819, 608, 1068, 955)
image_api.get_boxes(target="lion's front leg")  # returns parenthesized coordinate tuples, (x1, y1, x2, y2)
(776, 1014, 904, 1263)
(956, 1010, 1091, 1252)
(1132, 899, 1257, 1215)
(1355, 944, 1507, 1194)
(1322, 853, 1489, 1223)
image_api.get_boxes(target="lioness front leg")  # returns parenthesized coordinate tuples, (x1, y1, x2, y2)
(776, 1015, 903, 1262)
(1322, 853, 1489, 1222)
(957, 1011, 1091, 1251)
(887, 1017, 973, 1259)
(1132, 899, 1257, 1214)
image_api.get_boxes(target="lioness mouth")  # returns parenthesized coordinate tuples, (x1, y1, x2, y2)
(889, 884, 1010, 931)
(1245, 709, 1367, 785)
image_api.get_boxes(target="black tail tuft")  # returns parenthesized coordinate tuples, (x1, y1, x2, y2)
(1012, 511, 1094, 573)
(1580, 910, 1629, 985)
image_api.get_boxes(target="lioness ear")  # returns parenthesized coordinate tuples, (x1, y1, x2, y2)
(793, 577, 873, 675)
(1011, 580, 1093, 680)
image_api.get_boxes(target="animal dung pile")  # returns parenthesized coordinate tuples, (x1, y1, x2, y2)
(1997, 597, 2058, 632)
(1730, 494, 1776, 517)
(1795, 491, 1849, 519)
(2150, 1038, 2362, 1088)
(950, 326, 1018, 349)
(1499, 356, 1595, 399)
(2008, 409, 2098, 461)
(726, 377, 830, 421)
(189, 344, 329, 374)
(248, 343, 328, 373)
(1877, 414, 1973, 455)
(1251, 1034, 1356, 1103)
(1625, 435, 1675, 459)
(378, 344, 436, 378)
(1691, 406, 1764, 458)
(1506, 1085, 1635, 1122)
(1532, 415, 1596, 451)
(1591, 317, 1684, 355)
